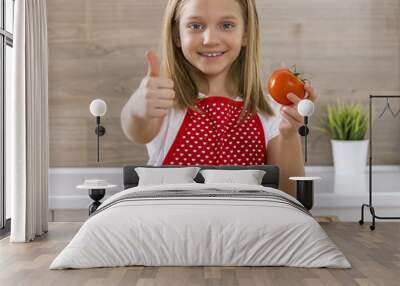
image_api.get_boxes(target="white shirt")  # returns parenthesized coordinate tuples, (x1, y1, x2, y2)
(146, 94, 282, 166)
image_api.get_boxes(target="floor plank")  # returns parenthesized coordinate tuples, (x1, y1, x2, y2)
(0, 222, 399, 286)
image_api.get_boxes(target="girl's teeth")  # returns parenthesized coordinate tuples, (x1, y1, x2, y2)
(202, 52, 223, 57)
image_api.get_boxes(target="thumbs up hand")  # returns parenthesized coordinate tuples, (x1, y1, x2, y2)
(146, 50, 160, 77)
(128, 50, 175, 119)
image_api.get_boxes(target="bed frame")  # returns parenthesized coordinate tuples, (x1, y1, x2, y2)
(123, 165, 279, 190)
(123, 165, 314, 210)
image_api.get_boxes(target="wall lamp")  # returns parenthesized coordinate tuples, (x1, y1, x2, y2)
(89, 99, 107, 162)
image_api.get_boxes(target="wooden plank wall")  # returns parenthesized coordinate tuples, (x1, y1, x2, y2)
(48, 0, 400, 167)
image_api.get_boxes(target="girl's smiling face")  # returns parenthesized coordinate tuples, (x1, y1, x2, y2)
(177, 0, 247, 77)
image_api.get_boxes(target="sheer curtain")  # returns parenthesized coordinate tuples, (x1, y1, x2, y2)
(7, 0, 49, 242)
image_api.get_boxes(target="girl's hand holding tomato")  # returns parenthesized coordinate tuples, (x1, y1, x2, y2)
(267, 67, 318, 139)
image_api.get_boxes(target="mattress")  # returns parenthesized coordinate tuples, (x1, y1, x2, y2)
(50, 183, 351, 269)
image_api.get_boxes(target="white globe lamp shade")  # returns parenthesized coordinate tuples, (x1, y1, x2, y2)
(90, 99, 107, 117)
(297, 99, 314, 117)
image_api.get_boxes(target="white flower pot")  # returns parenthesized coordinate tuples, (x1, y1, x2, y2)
(331, 139, 369, 175)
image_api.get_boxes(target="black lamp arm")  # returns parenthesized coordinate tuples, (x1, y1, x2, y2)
(298, 116, 310, 162)
(95, 116, 106, 137)
(94, 116, 106, 162)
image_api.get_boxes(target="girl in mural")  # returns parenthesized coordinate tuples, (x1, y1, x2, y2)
(121, 0, 318, 196)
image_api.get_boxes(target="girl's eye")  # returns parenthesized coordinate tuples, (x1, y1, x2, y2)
(188, 23, 204, 31)
(222, 22, 235, 30)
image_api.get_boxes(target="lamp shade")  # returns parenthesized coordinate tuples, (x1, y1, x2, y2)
(297, 99, 314, 117)
(90, 99, 107, 117)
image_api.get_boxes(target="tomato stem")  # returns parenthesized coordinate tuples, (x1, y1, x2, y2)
(291, 64, 301, 77)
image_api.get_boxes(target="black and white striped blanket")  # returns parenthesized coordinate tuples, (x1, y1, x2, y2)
(91, 189, 311, 217)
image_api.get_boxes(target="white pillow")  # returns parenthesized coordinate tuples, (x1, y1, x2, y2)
(200, 169, 266, 185)
(135, 167, 201, 186)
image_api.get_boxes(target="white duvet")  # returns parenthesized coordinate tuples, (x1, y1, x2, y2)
(50, 183, 351, 269)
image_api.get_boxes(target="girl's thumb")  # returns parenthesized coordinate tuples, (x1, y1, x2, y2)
(145, 50, 160, 77)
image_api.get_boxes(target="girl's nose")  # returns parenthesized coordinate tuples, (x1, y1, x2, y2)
(203, 28, 219, 46)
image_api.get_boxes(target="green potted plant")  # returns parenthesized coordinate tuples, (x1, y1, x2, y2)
(320, 102, 369, 175)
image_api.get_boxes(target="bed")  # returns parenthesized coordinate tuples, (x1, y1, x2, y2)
(50, 165, 351, 269)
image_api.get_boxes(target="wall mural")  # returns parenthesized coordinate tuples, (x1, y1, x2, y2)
(48, 0, 400, 167)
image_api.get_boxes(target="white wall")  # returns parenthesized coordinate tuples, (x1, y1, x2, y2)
(49, 168, 124, 209)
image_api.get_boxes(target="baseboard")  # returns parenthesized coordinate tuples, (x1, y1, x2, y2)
(49, 209, 89, 222)
(48, 209, 343, 223)
(50, 207, 400, 223)
(311, 207, 400, 222)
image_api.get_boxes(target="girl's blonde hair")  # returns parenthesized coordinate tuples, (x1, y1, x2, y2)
(160, 0, 274, 116)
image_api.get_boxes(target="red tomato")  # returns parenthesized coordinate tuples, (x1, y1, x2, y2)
(268, 68, 305, 105)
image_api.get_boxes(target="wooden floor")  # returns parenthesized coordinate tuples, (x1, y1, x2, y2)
(0, 222, 399, 286)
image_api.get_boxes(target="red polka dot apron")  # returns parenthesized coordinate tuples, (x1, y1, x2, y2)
(163, 96, 266, 166)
